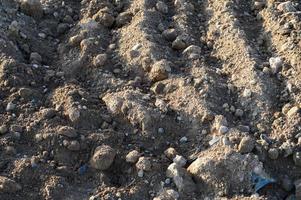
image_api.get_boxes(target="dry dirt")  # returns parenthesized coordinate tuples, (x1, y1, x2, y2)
(0, 0, 301, 199)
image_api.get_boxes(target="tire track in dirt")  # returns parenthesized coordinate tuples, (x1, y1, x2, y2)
(206, 0, 280, 132)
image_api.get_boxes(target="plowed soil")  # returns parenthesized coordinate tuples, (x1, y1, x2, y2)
(0, 0, 301, 200)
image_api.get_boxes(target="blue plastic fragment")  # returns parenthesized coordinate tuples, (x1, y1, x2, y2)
(79, 164, 88, 175)
(251, 173, 276, 192)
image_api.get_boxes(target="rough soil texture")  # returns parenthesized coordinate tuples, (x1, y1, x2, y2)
(0, 0, 301, 199)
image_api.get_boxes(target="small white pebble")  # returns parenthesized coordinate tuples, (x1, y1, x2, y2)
(179, 136, 188, 143)
(138, 170, 144, 177)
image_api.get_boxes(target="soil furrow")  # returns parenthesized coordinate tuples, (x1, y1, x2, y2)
(206, 0, 279, 131)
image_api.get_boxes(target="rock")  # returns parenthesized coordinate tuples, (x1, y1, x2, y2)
(277, 1, 296, 13)
(116, 12, 132, 27)
(18, 88, 37, 99)
(164, 147, 178, 160)
(126, 150, 140, 163)
(158, 127, 165, 134)
(153, 189, 179, 200)
(293, 152, 301, 167)
(179, 136, 188, 143)
(0, 176, 21, 193)
(253, 1, 266, 10)
(67, 108, 80, 122)
(67, 140, 80, 151)
(287, 106, 299, 118)
(238, 136, 255, 153)
(136, 157, 151, 171)
(218, 126, 229, 134)
(268, 148, 279, 160)
(162, 29, 177, 41)
(166, 163, 196, 194)
(6, 102, 16, 112)
(92, 10, 115, 27)
(5, 146, 17, 155)
(0, 125, 8, 135)
(93, 54, 107, 67)
(243, 89, 252, 98)
(137, 169, 144, 177)
(235, 109, 244, 117)
(30, 52, 42, 63)
(69, 34, 85, 46)
(173, 155, 187, 167)
(182, 45, 202, 59)
(20, 0, 43, 19)
(172, 37, 187, 50)
(156, 1, 168, 14)
(90, 145, 116, 170)
(149, 60, 171, 82)
(10, 125, 22, 133)
(269, 57, 283, 74)
(58, 126, 77, 138)
(212, 115, 228, 134)
(188, 145, 265, 196)
(57, 23, 70, 35)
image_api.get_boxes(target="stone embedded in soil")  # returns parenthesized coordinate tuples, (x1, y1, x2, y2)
(188, 145, 265, 196)
(235, 109, 244, 117)
(0, 176, 22, 193)
(30, 52, 42, 63)
(6, 102, 16, 112)
(287, 106, 299, 118)
(67, 140, 80, 151)
(90, 145, 116, 170)
(93, 54, 107, 67)
(173, 155, 187, 167)
(67, 107, 80, 122)
(218, 126, 229, 134)
(126, 150, 140, 163)
(277, 1, 296, 13)
(0, 125, 8, 135)
(57, 23, 70, 35)
(20, 0, 43, 19)
(156, 1, 168, 14)
(268, 148, 279, 160)
(92, 10, 115, 27)
(149, 60, 171, 82)
(212, 115, 228, 134)
(116, 12, 132, 27)
(182, 45, 202, 59)
(238, 136, 255, 153)
(166, 163, 196, 194)
(153, 189, 179, 200)
(136, 157, 151, 171)
(172, 37, 187, 50)
(164, 147, 178, 160)
(162, 29, 177, 41)
(253, 1, 266, 10)
(4, 146, 17, 156)
(269, 57, 283, 74)
(293, 152, 301, 167)
(58, 126, 77, 138)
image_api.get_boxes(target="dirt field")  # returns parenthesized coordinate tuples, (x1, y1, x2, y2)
(0, 0, 301, 199)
